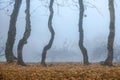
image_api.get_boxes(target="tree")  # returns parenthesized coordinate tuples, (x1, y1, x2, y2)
(17, 0, 31, 66)
(103, 0, 115, 66)
(5, 0, 22, 63)
(0, 36, 4, 57)
(78, 0, 89, 64)
(92, 41, 120, 62)
(41, 0, 55, 66)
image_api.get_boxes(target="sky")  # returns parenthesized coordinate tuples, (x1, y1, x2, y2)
(0, 0, 120, 62)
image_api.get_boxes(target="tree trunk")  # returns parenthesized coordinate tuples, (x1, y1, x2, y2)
(5, 0, 22, 63)
(78, 0, 89, 64)
(41, 0, 55, 66)
(17, 0, 31, 66)
(104, 0, 115, 66)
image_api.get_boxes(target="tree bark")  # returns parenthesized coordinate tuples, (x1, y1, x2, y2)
(78, 0, 89, 64)
(104, 0, 115, 66)
(41, 0, 55, 66)
(17, 0, 31, 66)
(5, 0, 22, 63)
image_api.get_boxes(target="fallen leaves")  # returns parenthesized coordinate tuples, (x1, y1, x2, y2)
(0, 62, 120, 80)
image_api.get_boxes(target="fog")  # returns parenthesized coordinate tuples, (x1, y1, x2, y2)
(0, 0, 120, 62)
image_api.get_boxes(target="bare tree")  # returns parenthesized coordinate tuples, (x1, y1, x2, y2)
(103, 0, 115, 66)
(0, 36, 4, 57)
(17, 0, 31, 66)
(78, 0, 89, 64)
(41, 0, 55, 66)
(5, 0, 22, 63)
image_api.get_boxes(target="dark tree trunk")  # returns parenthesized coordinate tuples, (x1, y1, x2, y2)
(41, 0, 55, 66)
(5, 0, 22, 63)
(78, 0, 89, 64)
(103, 0, 115, 66)
(17, 0, 31, 66)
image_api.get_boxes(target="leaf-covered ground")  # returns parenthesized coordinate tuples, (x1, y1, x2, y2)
(0, 62, 120, 80)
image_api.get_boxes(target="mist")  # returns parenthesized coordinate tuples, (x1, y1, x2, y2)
(0, 0, 120, 63)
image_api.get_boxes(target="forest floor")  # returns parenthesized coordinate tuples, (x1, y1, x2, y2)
(0, 62, 120, 80)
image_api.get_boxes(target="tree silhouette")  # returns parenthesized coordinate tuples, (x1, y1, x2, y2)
(5, 0, 22, 63)
(103, 0, 115, 66)
(41, 0, 55, 66)
(78, 0, 89, 64)
(17, 0, 31, 66)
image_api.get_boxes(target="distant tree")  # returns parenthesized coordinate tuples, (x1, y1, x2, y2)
(0, 36, 4, 57)
(103, 0, 115, 66)
(41, 0, 55, 66)
(78, 0, 89, 64)
(93, 41, 120, 62)
(0, 47, 4, 57)
(92, 41, 107, 62)
(17, 0, 31, 66)
(114, 49, 120, 62)
(5, 0, 22, 63)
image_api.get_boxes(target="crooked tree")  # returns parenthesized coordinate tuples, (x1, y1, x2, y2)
(17, 0, 31, 66)
(5, 0, 22, 63)
(78, 0, 89, 64)
(103, 0, 115, 66)
(41, 0, 55, 66)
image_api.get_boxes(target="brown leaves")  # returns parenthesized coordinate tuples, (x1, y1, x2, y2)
(0, 62, 120, 80)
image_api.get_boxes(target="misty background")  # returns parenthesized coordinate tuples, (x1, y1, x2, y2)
(0, 0, 120, 62)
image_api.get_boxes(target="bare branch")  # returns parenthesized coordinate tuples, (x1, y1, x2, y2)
(84, 1, 104, 17)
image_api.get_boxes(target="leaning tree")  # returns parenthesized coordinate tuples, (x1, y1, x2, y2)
(41, 0, 55, 66)
(17, 0, 31, 66)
